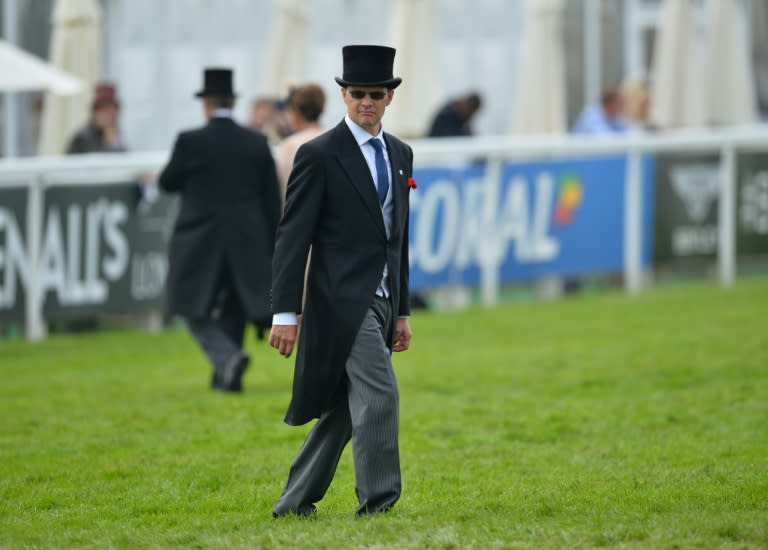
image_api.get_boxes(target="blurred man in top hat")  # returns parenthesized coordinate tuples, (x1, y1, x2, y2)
(67, 82, 127, 154)
(270, 45, 414, 517)
(159, 68, 281, 392)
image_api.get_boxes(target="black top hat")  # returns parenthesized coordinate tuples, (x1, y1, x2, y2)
(195, 68, 236, 98)
(334, 45, 402, 89)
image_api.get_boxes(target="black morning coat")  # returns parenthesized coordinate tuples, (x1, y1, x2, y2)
(272, 120, 413, 426)
(158, 117, 281, 324)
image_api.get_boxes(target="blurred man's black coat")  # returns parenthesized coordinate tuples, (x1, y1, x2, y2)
(159, 117, 281, 324)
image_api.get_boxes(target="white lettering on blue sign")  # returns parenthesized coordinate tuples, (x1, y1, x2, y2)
(0, 207, 30, 309)
(410, 171, 560, 279)
(0, 199, 130, 309)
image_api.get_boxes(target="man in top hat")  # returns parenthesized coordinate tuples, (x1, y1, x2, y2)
(159, 68, 281, 392)
(67, 82, 128, 154)
(269, 45, 414, 517)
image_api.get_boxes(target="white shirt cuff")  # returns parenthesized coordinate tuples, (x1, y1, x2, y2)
(272, 312, 298, 325)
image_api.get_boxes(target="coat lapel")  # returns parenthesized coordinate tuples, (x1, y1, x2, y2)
(333, 122, 386, 238)
(384, 133, 407, 242)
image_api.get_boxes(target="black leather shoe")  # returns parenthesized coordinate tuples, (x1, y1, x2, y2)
(272, 504, 317, 518)
(356, 503, 394, 517)
(218, 353, 249, 392)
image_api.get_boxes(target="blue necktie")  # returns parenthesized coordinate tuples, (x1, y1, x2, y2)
(369, 138, 389, 206)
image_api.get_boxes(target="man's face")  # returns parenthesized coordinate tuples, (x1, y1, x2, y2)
(342, 87, 393, 134)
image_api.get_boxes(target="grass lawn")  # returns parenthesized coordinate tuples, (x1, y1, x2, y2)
(1, 278, 767, 549)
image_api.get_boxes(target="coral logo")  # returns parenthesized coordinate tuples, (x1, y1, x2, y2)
(554, 174, 583, 226)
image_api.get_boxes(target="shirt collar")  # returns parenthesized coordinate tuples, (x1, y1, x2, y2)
(213, 108, 233, 118)
(344, 115, 386, 149)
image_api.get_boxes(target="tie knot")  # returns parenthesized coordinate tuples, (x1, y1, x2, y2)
(369, 138, 383, 151)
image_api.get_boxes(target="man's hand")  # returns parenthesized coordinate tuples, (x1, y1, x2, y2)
(270, 324, 298, 358)
(392, 318, 412, 352)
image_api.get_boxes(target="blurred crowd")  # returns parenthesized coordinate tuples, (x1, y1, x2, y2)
(65, 74, 660, 168)
(64, 84, 483, 163)
(572, 79, 652, 135)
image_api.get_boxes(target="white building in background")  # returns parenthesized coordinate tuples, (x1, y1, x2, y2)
(1, 0, 766, 156)
(102, 0, 527, 151)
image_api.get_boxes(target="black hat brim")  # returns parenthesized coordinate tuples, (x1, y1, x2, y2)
(335, 76, 402, 89)
(195, 91, 237, 98)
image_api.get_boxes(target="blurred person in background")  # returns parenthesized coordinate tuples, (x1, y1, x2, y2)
(159, 68, 281, 393)
(66, 82, 127, 154)
(66, 82, 157, 204)
(275, 83, 326, 198)
(275, 97, 295, 139)
(249, 96, 292, 144)
(270, 45, 414, 518)
(621, 78, 653, 132)
(572, 86, 629, 135)
(249, 96, 278, 130)
(756, 69, 768, 123)
(419, 92, 484, 310)
(427, 91, 483, 137)
(568, 84, 635, 295)
(59, 83, 131, 333)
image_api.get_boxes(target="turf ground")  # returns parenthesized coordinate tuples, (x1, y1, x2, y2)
(1, 278, 767, 549)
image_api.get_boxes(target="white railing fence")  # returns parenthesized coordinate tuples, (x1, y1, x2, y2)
(1, 127, 767, 341)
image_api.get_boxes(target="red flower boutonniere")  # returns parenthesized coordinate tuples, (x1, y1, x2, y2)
(407, 177, 418, 190)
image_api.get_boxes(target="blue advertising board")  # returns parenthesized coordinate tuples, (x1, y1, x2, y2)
(408, 155, 654, 290)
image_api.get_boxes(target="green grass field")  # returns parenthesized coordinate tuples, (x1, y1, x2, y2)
(1, 279, 767, 549)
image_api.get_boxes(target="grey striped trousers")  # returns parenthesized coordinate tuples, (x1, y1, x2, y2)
(273, 295, 401, 516)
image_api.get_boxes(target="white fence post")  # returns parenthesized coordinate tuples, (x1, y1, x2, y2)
(480, 159, 503, 307)
(718, 145, 736, 286)
(623, 148, 643, 294)
(24, 176, 47, 341)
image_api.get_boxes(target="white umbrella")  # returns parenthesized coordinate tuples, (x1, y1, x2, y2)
(386, 0, 441, 139)
(261, 0, 310, 98)
(510, 0, 566, 134)
(705, 0, 758, 126)
(649, 0, 707, 129)
(38, 0, 103, 156)
(0, 39, 83, 93)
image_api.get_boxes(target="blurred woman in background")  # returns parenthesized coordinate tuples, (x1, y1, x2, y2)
(276, 83, 326, 200)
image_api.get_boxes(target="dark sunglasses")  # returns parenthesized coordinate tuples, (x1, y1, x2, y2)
(348, 90, 388, 100)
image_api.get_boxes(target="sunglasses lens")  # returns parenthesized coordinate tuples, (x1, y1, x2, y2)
(349, 90, 386, 100)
